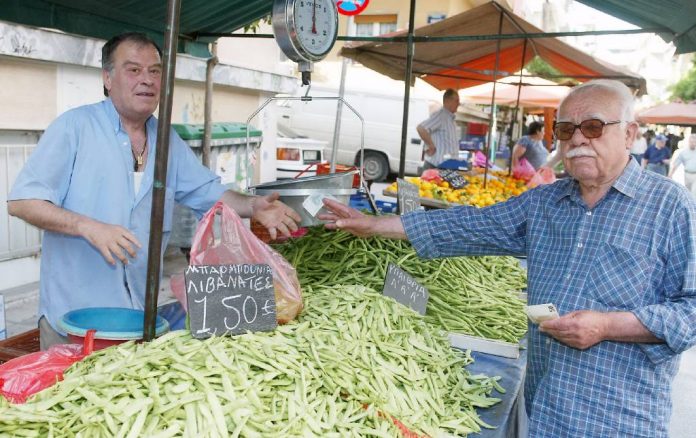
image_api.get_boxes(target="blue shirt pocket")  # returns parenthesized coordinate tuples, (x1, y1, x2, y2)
(586, 244, 654, 310)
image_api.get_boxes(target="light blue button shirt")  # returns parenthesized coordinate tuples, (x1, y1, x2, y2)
(402, 159, 696, 437)
(9, 99, 227, 333)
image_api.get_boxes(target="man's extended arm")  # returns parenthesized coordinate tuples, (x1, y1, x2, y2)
(8, 199, 140, 265)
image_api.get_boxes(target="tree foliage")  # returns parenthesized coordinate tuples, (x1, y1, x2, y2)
(524, 56, 578, 86)
(670, 58, 696, 102)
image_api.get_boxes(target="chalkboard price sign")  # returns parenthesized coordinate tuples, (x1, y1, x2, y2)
(397, 178, 420, 214)
(439, 170, 468, 190)
(382, 262, 429, 315)
(185, 264, 277, 339)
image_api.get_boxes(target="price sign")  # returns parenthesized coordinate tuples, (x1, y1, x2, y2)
(397, 178, 420, 214)
(382, 263, 429, 315)
(439, 170, 468, 190)
(185, 264, 277, 339)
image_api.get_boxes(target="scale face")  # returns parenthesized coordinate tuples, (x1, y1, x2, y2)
(272, 0, 339, 63)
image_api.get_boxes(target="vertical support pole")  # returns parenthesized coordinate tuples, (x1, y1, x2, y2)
(143, 0, 181, 341)
(484, 10, 504, 188)
(202, 42, 218, 169)
(508, 38, 528, 175)
(331, 56, 349, 172)
(398, 0, 416, 179)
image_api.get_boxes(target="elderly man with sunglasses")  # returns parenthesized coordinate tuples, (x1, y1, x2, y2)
(319, 79, 696, 437)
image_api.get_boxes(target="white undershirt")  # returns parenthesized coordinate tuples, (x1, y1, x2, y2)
(133, 171, 144, 195)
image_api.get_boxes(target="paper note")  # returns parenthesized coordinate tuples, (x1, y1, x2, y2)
(524, 303, 560, 324)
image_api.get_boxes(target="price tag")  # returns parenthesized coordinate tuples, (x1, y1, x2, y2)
(397, 178, 420, 214)
(185, 264, 277, 338)
(439, 170, 468, 190)
(382, 263, 429, 315)
(524, 303, 560, 324)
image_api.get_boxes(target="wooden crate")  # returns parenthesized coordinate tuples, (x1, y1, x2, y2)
(0, 328, 40, 364)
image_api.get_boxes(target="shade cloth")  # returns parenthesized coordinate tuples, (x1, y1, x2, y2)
(637, 102, 696, 125)
(339, 1, 646, 95)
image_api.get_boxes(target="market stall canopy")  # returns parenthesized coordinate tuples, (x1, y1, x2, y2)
(0, 0, 273, 56)
(460, 76, 571, 107)
(339, 1, 646, 96)
(637, 102, 696, 126)
(577, 0, 696, 55)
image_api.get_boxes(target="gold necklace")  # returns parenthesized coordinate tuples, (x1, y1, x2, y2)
(132, 139, 147, 171)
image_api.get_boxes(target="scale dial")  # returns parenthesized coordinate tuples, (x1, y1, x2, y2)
(272, 0, 339, 63)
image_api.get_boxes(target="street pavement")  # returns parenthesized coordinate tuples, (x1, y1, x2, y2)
(1, 183, 694, 436)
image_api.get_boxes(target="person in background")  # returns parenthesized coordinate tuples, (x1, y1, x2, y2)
(7, 32, 301, 350)
(417, 88, 460, 170)
(669, 133, 696, 194)
(644, 129, 656, 148)
(629, 127, 647, 163)
(319, 79, 696, 437)
(642, 134, 671, 175)
(511, 121, 548, 170)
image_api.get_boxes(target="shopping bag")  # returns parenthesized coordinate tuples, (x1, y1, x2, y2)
(171, 201, 303, 324)
(473, 151, 491, 168)
(526, 167, 557, 188)
(0, 330, 95, 404)
(512, 158, 536, 181)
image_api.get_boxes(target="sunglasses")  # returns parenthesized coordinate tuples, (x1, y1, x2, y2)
(553, 119, 622, 141)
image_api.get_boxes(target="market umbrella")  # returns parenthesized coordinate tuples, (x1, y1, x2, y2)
(460, 76, 571, 107)
(637, 102, 696, 125)
(339, 1, 646, 95)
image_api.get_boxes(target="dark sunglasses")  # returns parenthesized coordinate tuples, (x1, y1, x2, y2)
(553, 119, 622, 141)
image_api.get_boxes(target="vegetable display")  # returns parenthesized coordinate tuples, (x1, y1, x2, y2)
(0, 286, 503, 437)
(275, 228, 527, 343)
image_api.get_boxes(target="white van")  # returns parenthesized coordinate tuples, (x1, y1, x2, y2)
(277, 86, 435, 181)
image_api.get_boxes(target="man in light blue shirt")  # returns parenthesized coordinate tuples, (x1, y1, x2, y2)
(8, 33, 300, 349)
(320, 80, 696, 436)
(417, 88, 460, 169)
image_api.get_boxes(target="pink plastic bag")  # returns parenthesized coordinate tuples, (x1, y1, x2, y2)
(473, 151, 491, 168)
(0, 330, 95, 403)
(512, 158, 536, 181)
(171, 201, 303, 324)
(527, 167, 557, 188)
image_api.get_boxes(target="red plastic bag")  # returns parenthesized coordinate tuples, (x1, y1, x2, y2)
(420, 169, 442, 183)
(0, 330, 95, 404)
(171, 201, 303, 323)
(512, 158, 536, 181)
(527, 166, 557, 188)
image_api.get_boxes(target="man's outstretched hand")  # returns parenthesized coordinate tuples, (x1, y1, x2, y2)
(251, 192, 302, 241)
(318, 198, 407, 239)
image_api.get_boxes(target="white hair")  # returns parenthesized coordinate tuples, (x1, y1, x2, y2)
(559, 79, 636, 124)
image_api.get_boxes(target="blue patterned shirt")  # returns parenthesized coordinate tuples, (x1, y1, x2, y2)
(402, 159, 696, 437)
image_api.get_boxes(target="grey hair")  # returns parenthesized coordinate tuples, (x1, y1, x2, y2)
(559, 79, 636, 124)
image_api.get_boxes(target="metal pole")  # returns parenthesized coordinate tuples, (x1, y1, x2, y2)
(330, 57, 349, 172)
(398, 0, 416, 179)
(484, 10, 504, 189)
(202, 42, 218, 169)
(143, 0, 181, 342)
(508, 38, 528, 176)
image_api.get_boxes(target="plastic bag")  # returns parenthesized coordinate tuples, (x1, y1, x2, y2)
(473, 151, 491, 168)
(527, 166, 557, 188)
(171, 201, 303, 324)
(420, 169, 442, 183)
(512, 158, 536, 181)
(0, 330, 95, 404)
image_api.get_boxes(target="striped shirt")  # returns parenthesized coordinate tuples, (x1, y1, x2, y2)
(419, 107, 458, 166)
(402, 158, 696, 437)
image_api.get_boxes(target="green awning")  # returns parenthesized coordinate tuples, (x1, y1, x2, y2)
(0, 0, 272, 56)
(577, 0, 696, 55)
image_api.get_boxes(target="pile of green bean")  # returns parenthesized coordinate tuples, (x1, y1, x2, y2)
(274, 228, 527, 343)
(0, 285, 502, 437)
